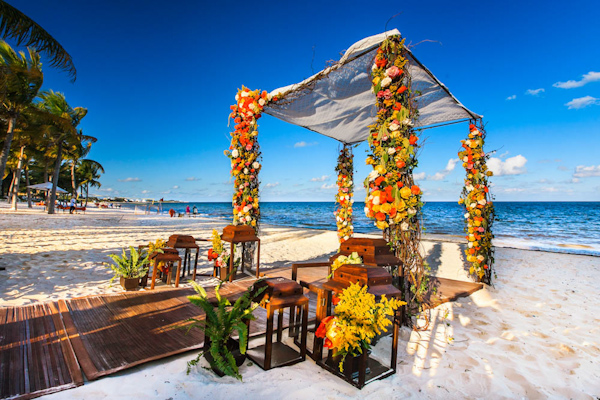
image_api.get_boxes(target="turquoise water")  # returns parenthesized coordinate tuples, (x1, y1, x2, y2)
(123, 201, 600, 256)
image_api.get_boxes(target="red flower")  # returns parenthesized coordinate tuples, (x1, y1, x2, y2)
(411, 185, 421, 195)
(409, 135, 419, 145)
(324, 338, 333, 349)
(332, 294, 340, 306)
(207, 249, 218, 261)
(396, 160, 406, 169)
(375, 57, 387, 68)
(397, 86, 407, 94)
(316, 315, 334, 338)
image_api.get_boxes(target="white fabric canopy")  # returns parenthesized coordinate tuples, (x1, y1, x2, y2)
(264, 29, 481, 144)
(27, 182, 68, 193)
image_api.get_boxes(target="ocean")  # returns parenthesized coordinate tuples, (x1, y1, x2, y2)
(121, 201, 600, 256)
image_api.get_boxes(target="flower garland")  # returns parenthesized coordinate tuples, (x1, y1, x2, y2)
(458, 122, 495, 284)
(315, 282, 404, 371)
(334, 145, 354, 243)
(226, 87, 273, 230)
(364, 35, 426, 311)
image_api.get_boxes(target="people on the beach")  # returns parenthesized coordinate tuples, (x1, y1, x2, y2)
(192, 205, 198, 215)
(169, 208, 175, 218)
(69, 197, 76, 214)
(186, 205, 191, 216)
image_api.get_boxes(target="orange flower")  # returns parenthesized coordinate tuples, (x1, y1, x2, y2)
(375, 212, 386, 221)
(375, 57, 387, 68)
(397, 86, 407, 94)
(411, 185, 421, 195)
(316, 315, 334, 338)
(409, 135, 419, 145)
(396, 160, 406, 169)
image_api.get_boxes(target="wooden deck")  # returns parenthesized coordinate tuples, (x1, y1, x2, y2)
(0, 266, 482, 399)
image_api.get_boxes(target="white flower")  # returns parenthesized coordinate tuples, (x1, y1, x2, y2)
(464, 213, 469, 219)
(470, 203, 477, 209)
(344, 235, 349, 241)
(408, 207, 416, 215)
(240, 91, 248, 98)
(477, 255, 485, 262)
(468, 242, 473, 248)
(252, 162, 260, 169)
(348, 180, 353, 186)
(387, 147, 396, 155)
(243, 205, 251, 213)
(244, 168, 249, 174)
(466, 185, 474, 192)
(465, 140, 471, 146)
(389, 122, 399, 131)
(401, 118, 413, 126)
(231, 149, 239, 158)
(248, 103, 256, 111)
(463, 156, 468, 162)
(239, 185, 244, 190)
(372, 196, 380, 205)
(401, 222, 409, 231)
(349, 225, 353, 230)
(342, 221, 348, 226)
(478, 199, 487, 205)
(231, 162, 235, 169)
(372, 64, 377, 71)
(368, 170, 379, 181)
(235, 94, 239, 102)
(364, 206, 370, 215)
(258, 98, 265, 106)
(381, 77, 392, 88)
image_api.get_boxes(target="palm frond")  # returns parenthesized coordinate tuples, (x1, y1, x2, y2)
(0, 1, 76, 80)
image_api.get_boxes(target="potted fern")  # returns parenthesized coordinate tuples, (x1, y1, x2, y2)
(186, 280, 265, 380)
(105, 246, 153, 291)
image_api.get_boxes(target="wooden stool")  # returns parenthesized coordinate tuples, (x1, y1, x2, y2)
(166, 235, 200, 281)
(149, 248, 182, 290)
(246, 278, 308, 370)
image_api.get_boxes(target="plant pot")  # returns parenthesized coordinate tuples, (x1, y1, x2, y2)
(204, 337, 246, 377)
(120, 276, 139, 291)
(328, 348, 371, 380)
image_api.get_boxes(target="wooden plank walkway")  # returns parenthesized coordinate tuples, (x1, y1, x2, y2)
(0, 303, 83, 400)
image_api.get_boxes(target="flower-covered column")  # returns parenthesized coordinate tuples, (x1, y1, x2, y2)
(459, 121, 495, 284)
(334, 145, 354, 243)
(364, 35, 426, 310)
(226, 87, 271, 231)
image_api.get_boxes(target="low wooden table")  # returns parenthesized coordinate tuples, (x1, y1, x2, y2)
(166, 235, 200, 281)
(246, 278, 308, 370)
(149, 248, 182, 290)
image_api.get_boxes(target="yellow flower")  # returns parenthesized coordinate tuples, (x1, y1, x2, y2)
(375, 165, 386, 175)
(400, 186, 412, 199)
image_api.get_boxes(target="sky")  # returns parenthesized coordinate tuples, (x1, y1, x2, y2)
(7, 0, 600, 202)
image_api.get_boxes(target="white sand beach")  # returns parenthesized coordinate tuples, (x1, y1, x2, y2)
(1, 203, 599, 399)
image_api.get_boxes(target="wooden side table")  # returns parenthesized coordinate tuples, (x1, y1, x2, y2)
(221, 225, 261, 282)
(166, 235, 200, 281)
(246, 278, 308, 370)
(149, 248, 182, 290)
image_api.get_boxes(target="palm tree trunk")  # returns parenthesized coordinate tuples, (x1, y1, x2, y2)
(0, 116, 16, 188)
(47, 140, 62, 215)
(70, 160, 76, 197)
(10, 145, 25, 210)
(85, 183, 89, 206)
(25, 165, 32, 208)
(7, 170, 16, 203)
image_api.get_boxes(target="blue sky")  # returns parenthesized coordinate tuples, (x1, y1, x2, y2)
(8, 0, 600, 202)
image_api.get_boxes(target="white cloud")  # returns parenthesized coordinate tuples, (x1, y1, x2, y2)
(118, 177, 141, 182)
(488, 155, 527, 176)
(413, 172, 426, 180)
(172, 185, 179, 189)
(503, 188, 526, 193)
(565, 96, 599, 109)
(141, 190, 150, 194)
(573, 165, 600, 178)
(540, 187, 560, 192)
(525, 88, 545, 96)
(264, 182, 280, 189)
(553, 71, 600, 89)
(425, 158, 459, 181)
(310, 175, 330, 182)
(185, 177, 200, 181)
(499, 151, 510, 159)
(294, 141, 318, 148)
(320, 183, 336, 190)
(506, 95, 517, 100)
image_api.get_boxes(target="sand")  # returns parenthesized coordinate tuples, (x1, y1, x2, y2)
(1, 202, 599, 399)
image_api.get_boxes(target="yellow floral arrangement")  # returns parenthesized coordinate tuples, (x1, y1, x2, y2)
(226, 87, 276, 230)
(207, 229, 229, 268)
(334, 145, 354, 243)
(315, 282, 404, 371)
(364, 35, 422, 233)
(148, 238, 166, 273)
(458, 123, 495, 283)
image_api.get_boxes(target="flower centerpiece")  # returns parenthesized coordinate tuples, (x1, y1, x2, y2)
(315, 282, 404, 371)
(207, 229, 229, 268)
(148, 238, 167, 274)
(458, 123, 495, 283)
(330, 251, 362, 278)
(225, 87, 275, 230)
(334, 145, 355, 243)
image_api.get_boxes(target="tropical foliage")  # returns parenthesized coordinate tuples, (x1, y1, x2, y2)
(315, 282, 404, 371)
(105, 246, 151, 282)
(458, 123, 495, 284)
(334, 145, 354, 243)
(186, 281, 265, 380)
(0, 39, 102, 211)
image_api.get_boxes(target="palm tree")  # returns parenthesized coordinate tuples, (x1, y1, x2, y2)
(0, 40, 42, 189)
(64, 129, 97, 196)
(0, 0, 76, 80)
(37, 90, 85, 214)
(77, 159, 104, 206)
